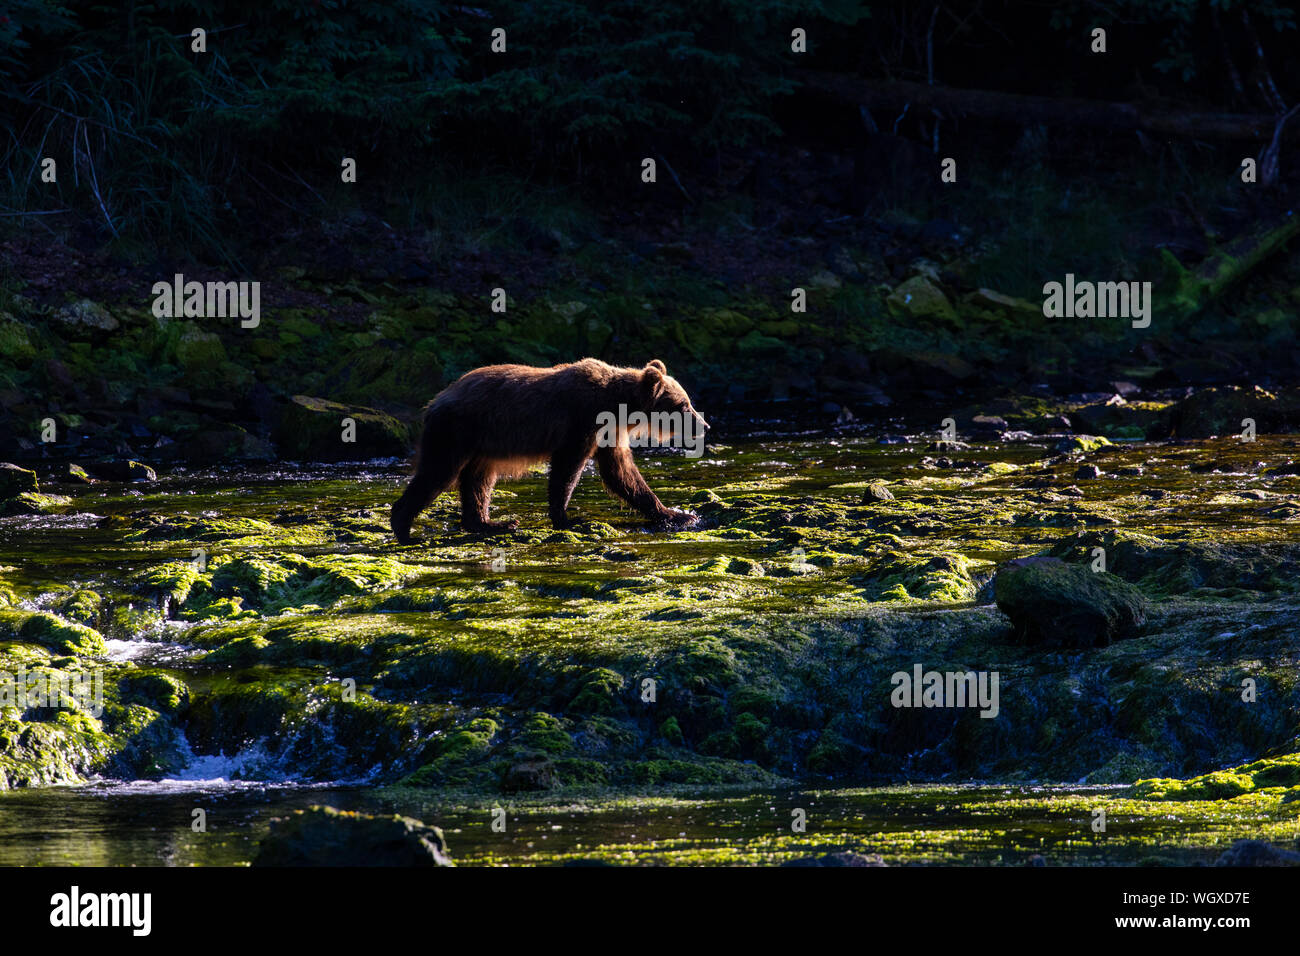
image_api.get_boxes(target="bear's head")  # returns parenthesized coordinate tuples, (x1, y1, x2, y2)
(639, 360, 709, 444)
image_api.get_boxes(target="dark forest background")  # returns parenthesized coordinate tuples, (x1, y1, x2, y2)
(2, 0, 1300, 458)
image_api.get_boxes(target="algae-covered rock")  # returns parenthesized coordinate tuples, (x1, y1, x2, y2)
(85, 460, 157, 482)
(1132, 754, 1300, 801)
(994, 556, 1147, 647)
(0, 463, 38, 499)
(1054, 435, 1111, 454)
(253, 806, 453, 866)
(861, 482, 894, 503)
(782, 851, 886, 867)
(1070, 399, 1170, 439)
(887, 275, 956, 321)
(55, 299, 119, 331)
(1215, 840, 1300, 867)
(273, 395, 413, 460)
(1, 611, 107, 656)
(857, 551, 980, 603)
(501, 754, 558, 792)
(0, 491, 72, 516)
(1170, 385, 1297, 438)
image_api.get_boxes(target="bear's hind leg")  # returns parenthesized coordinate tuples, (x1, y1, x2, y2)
(459, 458, 518, 533)
(547, 441, 594, 529)
(392, 451, 463, 544)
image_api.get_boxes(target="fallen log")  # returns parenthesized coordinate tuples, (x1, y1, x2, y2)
(1162, 211, 1300, 313)
(799, 71, 1293, 142)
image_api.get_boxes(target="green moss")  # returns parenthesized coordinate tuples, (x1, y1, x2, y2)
(1, 611, 107, 656)
(1133, 754, 1300, 801)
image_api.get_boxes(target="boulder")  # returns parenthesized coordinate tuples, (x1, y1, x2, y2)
(253, 806, 453, 867)
(1170, 385, 1298, 439)
(994, 555, 1147, 647)
(84, 460, 157, 482)
(1215, 840, 1300, 867)
(782, 851, 887, 867)
(887, 275, 957, 321)
(861, 482, 895, 503)
(501, 754, 558, 792)
(54, 299, 119, 331)
(0, 462, 38, 499)
(273, 395, 413, 461)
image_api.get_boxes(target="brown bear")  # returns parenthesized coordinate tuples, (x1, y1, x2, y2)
(391, 358, 709, 543)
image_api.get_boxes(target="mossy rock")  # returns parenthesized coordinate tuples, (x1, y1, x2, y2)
(887, 275, 957, 321)
(253, 806, 452, 866)
(273, 395, 413, 461)
(0, 491, 72, 516)
(1133, 754, 1300, 800)
(500, 753, 558, 792)
(994, 556, 1147, 647)
(2, 611, 107, 656)
(1170, 385, 1297, 439)
(0, 463, 38, 499)
(84, 460, 156, 482)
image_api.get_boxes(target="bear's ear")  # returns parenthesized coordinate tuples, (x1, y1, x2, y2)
(646, 359, 667, 375)
(640, 363, 666, 404)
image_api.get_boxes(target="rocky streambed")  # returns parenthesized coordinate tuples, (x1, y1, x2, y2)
(2, 404, 1300, 865)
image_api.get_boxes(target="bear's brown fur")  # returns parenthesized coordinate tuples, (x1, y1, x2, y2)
(391, 358, 708, 543)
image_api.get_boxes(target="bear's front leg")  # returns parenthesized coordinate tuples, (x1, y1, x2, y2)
(594, 446, 695, 526)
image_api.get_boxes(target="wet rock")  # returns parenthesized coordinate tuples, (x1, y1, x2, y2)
(964, 288, 1040, 316)
(1264, 461, 1300, 477)
(273, 395, 413, 461)
(782, 851, 886, 867)
(970, 414, 1008, 433)
(994, 556, 1147, 647)
(4, 611, 108, 656)
(66, 463, 95, 484)
(926, 440, 970, 452)
(1074, 464, 1103, 480)
(84, 460, 156, 482)
(1214, 840, 1300, 867)
(1030, 415, 1073, 433)
(0, 462, 38, 499)
(1170, 385, 1296, 439)
(54, 299, 119, 331)
(881, 348, 975, 382)
(1115, 465, 1145, 477)
(253, 806, 453, 866)
(887, 275, 956, 321)
(0, 491, 72, 516)
(860, 483, 895, 503)
(1070, 397, 1169, 440)
(180, 428, 276, 463)
(1054, 435, 1111, 454)
(501, 754, 558, 792)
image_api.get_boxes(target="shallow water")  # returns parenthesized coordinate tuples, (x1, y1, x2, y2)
(0, 780, 1256, 866)
(3, 409, 1299, 865)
